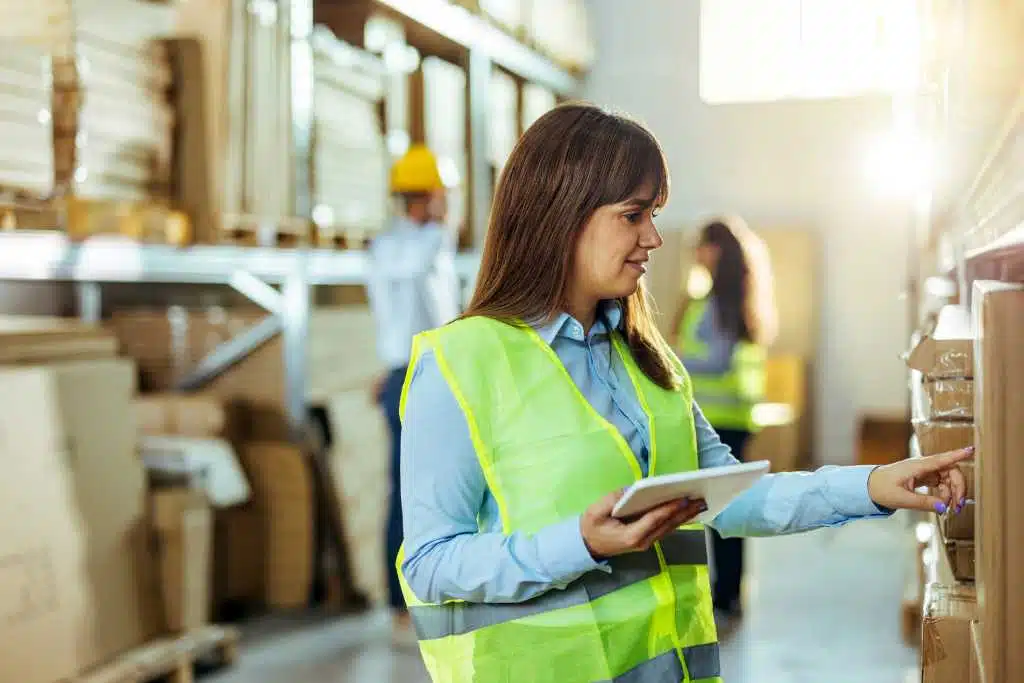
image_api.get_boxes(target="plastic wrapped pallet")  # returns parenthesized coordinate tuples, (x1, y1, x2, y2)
(521, 82, 557, 131)
(481, 0, 524, 33)
(310, 28, 388, 246)
(0, 46, 56, 197)
(525, 0, 595, 70)
(177, 0, 298, 243)
(489, 68, 518, 171)
(57, 0, 176, 201)
(422, 57, 467, 233)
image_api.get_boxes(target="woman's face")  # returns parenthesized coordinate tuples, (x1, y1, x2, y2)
(695, 242, 720, 272)
(570, 183, 664, 305)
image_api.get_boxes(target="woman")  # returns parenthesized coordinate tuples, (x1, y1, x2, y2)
(398, 104, 970, 683)
(670, 218, 776, 618)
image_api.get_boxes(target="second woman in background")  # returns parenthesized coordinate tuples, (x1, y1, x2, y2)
(671, 217, 777, 619)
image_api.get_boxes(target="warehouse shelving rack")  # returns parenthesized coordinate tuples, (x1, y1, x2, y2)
(0, 230, 481, 436)
(316, 0, 583, 246)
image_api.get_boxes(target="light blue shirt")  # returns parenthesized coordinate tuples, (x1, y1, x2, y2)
(400, 303, 889, 605)
(366, 217, 460, 370)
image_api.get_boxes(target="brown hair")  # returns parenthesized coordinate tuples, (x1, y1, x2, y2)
(698, 216, 778, 346)
(463, 103, 681, 390)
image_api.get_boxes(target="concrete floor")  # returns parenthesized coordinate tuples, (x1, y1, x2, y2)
(208, 518, 921, 683)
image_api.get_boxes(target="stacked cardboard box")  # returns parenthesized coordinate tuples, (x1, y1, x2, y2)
(972, 281, 1024, 683)
(310, 28, 389, 246)
(907, 304, 976, 581)
(0, 318, 161, 683)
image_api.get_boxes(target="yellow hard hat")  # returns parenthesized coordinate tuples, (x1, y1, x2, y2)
(390, 144, 445, 194)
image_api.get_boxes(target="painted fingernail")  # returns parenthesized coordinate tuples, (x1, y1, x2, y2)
(966, 446, 975, 454)
(935, 502, 947, 514)
(697, 501, 709, 513)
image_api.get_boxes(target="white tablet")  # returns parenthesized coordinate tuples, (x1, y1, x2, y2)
(611, 460, 771, 521)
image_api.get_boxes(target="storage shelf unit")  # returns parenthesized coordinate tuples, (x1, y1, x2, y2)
(0, 231, 480, 434)
(0, 231, 480, 285)
(375, 0, 578, 94)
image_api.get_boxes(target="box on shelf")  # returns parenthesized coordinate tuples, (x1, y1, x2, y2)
(921, 582, 978, 683)
(150, 487, 213, 633)
(941, 502, 975, 541)
(135, 392, 226, 437)
(921, 379, 975, 421)
(914, 420, 975, 457)
(906, 304, 974, 380)
(973, 281, 1024, 683)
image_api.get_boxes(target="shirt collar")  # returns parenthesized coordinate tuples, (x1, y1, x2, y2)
(531, 300, 624, 345)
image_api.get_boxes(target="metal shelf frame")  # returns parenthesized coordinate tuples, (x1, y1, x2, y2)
(0, 231, 480, 436)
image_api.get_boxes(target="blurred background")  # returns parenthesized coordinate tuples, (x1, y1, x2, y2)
(0, 0, 1021, 682)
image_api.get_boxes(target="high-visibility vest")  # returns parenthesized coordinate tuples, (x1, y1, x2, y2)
(678, 297, 766, 433)
(397, 316, 721, 683)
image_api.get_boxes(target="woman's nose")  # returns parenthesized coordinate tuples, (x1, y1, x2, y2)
(639, 221, 664, 249)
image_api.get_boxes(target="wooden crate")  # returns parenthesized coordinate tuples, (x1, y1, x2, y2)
(70, 626, 239, 683)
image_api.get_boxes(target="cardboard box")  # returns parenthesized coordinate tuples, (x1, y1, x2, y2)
(941, 501, 975, 541)
(970, 620, 985, 683)
(973, 281, 1024, 683)
(922, 379, 974, 421)
(238, 442, 315, 610)
(0, 315, 118, 363)
(151, 488, 212, 633)
(0, 369, 90, 683)
(914, 420, 975, 457)
(135, 392, 226, 437)
(907, 304, 974, 379)
(921, 582, 978, 683)
(0, 359, 158, 683)
(48, 360, 162, 656)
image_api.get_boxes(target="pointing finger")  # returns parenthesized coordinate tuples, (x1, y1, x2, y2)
(913, 447, 975, 476)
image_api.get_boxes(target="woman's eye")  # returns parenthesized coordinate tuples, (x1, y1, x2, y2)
(624, 212, 642, 224)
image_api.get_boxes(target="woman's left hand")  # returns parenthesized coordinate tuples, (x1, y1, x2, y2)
(867, 447, 975, 513)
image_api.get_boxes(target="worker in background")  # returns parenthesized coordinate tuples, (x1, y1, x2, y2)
(397, 103, 971, 682)
(367, 143, 461, 645)
(670, 217, 776, 622)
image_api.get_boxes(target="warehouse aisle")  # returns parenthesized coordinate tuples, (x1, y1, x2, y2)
(208, 518, 918, 683)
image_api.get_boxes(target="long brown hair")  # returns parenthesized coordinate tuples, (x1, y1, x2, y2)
(464, 103, 682, 390)
(698, 217, 777, 346)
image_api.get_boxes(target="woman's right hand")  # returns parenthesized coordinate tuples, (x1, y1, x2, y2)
(581, 491, 708, 560)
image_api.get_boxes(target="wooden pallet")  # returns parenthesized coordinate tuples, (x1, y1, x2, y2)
(313, 225, 373, 250)
(64, 197, 192, 245)
(70, 625, 240, 683)
(1, 196, 192, 246)
(219, 214, 311, 248)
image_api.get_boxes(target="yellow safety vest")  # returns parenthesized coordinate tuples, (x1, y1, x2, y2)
(396, 316, 720, 683)
(678, 298, 766, 433)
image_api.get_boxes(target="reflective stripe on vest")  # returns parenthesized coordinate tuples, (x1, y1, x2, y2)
(398, 317, 720, 683)
(614, 645, 721, 682)
(410, 529, 708, 640)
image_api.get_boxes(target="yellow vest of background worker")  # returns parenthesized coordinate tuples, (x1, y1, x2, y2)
(395, 316, 721, 683)
(678, 297, 767, 433)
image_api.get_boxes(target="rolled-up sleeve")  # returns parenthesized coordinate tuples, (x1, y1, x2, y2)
(691, 401, 892, 538)
(400, 351, 605, 605)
